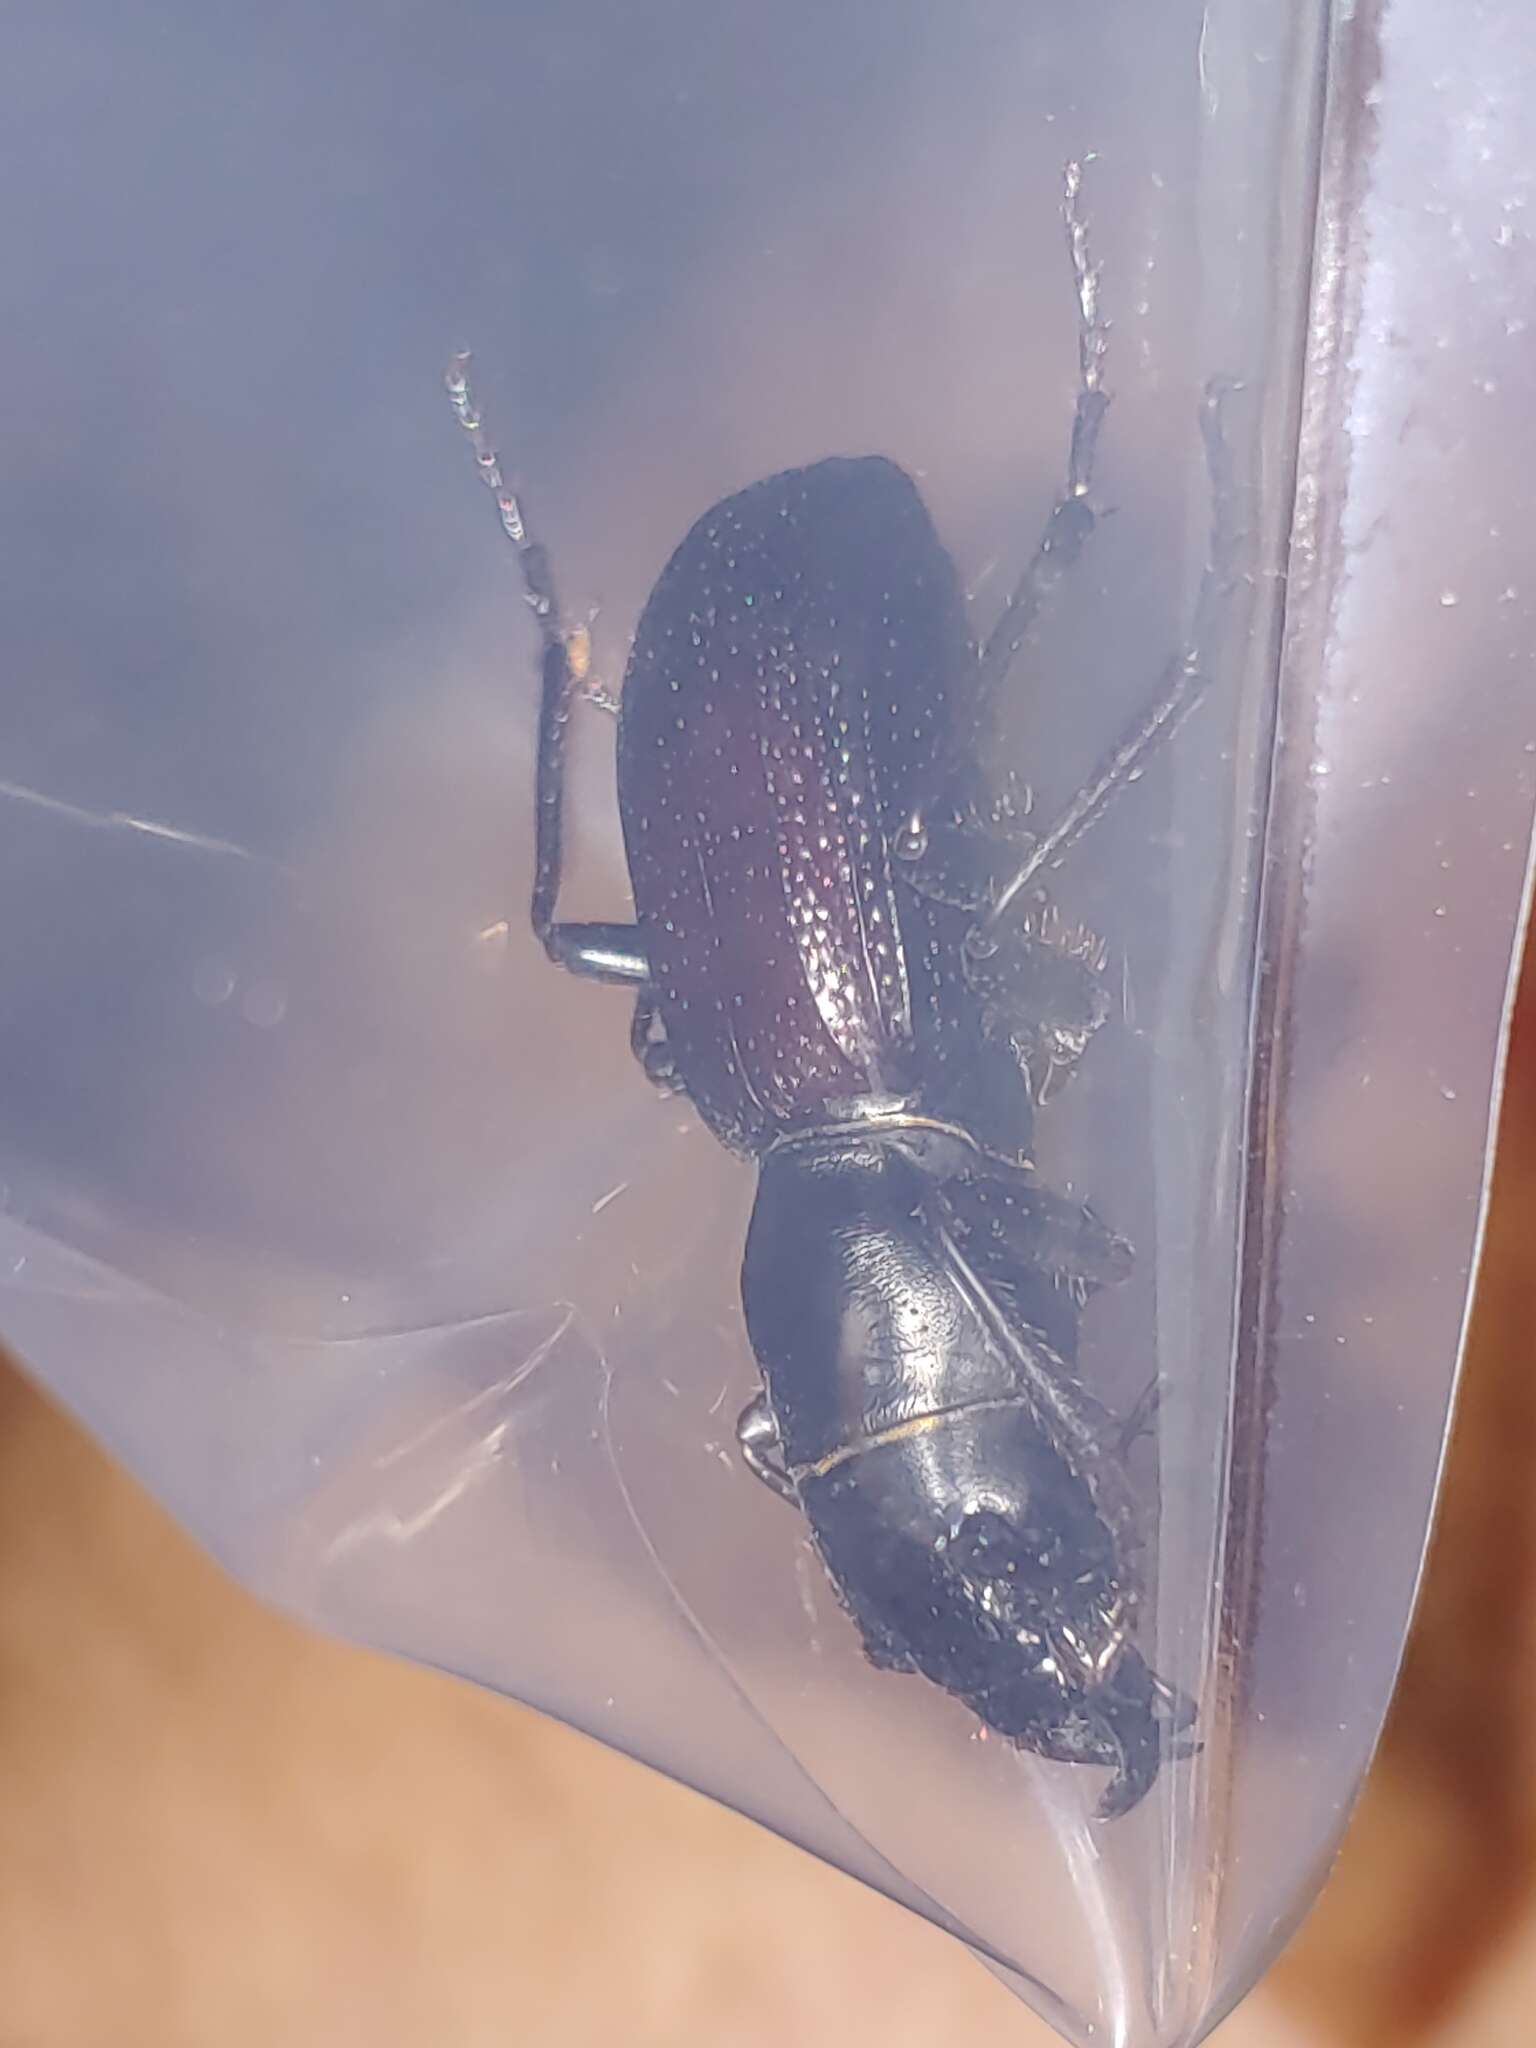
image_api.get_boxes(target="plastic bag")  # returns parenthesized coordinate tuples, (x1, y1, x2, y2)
(4, 2, 1534, 2042)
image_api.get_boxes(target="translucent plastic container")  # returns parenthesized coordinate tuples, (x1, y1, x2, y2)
(3, 3, 1534, 2043)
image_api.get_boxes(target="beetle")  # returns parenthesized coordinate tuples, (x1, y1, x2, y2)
(448, 165, 1228, 1817)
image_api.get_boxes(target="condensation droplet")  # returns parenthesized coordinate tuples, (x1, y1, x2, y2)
(241, 981, 288, 1029)
(192, 957, 236, 1007)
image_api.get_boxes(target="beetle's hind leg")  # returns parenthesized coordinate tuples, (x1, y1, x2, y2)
(447, 357, 651, 990)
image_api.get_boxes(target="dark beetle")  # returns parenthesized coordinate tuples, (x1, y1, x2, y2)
(449, 169, 1223, 1816)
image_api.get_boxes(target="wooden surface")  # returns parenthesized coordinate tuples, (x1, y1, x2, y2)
(1, 963, 1534, 2048)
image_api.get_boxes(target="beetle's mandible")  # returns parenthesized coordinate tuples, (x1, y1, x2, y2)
(449, 165, 1232, 1817)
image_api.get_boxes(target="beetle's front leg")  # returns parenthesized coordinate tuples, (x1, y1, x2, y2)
(736, 1389, 797, 1503)
(526, 597, 655, 985)
(447, 357, 653, 991)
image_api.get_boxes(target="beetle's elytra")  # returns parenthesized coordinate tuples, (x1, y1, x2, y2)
(450, 166, 1226, 1817)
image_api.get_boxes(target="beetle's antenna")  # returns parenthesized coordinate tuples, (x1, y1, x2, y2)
(976, 159, 1112, 700)
(445, 355, 570, 656)
(984, 377, 1244, 928)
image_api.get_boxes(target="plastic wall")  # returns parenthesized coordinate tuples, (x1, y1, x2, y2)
(3, 4, 1534, 2044)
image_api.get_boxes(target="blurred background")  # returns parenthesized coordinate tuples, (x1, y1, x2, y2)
(0, 932, 1532, 2048)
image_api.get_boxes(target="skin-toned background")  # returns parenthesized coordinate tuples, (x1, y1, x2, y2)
(0, 940, 1532, 2047)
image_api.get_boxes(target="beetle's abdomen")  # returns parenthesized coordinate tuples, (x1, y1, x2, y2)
(617, 458, 971, 1151)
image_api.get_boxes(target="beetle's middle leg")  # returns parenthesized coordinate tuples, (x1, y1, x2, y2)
(447, 356, 654, 992)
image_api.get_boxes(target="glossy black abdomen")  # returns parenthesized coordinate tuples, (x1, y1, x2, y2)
(617, 457, 973, 1153)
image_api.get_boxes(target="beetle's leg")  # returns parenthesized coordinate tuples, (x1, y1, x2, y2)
(1092, 1702, 1165, 1821)
(942, 1246, 1138, 1511)
(446, 357, 651, 988)
(901, 853, 1107, 1117)
(904, 164, 1107, 868)
(936, 1172, 1144, 1529)
(629, 988, 684, 1093)
(893, 810, 1036, 914)
(563, 610, 622, 716)
(982, 376, 1243, 933)
(1118, 1375, 1163, 1455)
(898, 161, 1104, 908)
(1149, 1668, 1202, 1739)
(959, 901, 1112, 1104)
(940, 1165, 1133, 1299)
(974, 160, 1111, 713)
(899, 166, 1104, 909)
(1091, 1646, 1207, 1819)
(736, 1390, 798, 1503)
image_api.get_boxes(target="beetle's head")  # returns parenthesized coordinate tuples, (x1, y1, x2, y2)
(800, 1424, 1194, 1819)
(934, 1504, 1196, 1817)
